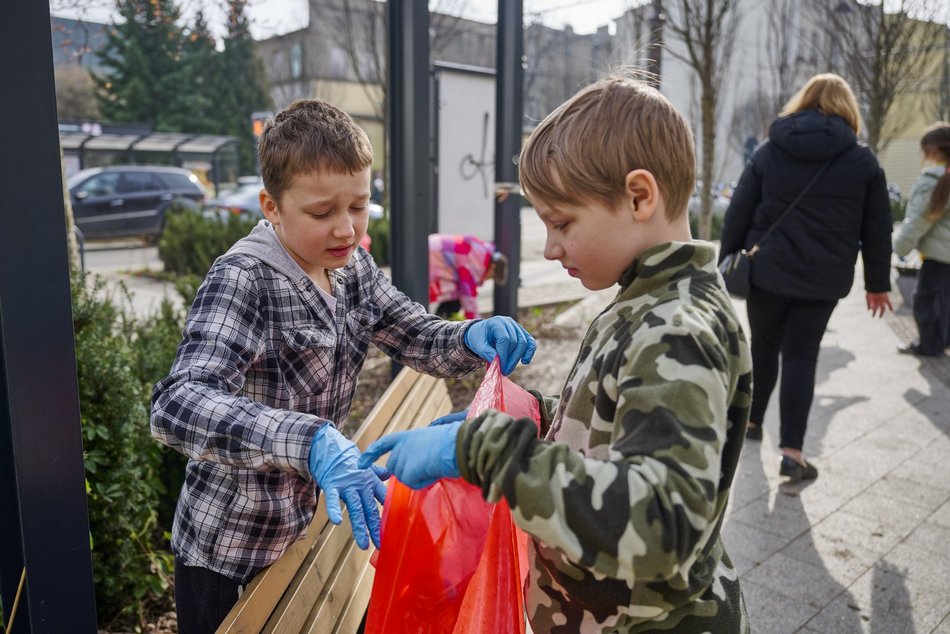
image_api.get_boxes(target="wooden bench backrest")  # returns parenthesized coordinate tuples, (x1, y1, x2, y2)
(218, 366, 453, 634)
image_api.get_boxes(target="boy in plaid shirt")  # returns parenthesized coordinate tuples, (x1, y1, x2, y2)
(151, 99, 536, 633)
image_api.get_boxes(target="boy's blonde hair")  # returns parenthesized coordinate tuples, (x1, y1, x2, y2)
(519, 76, 695, 221)
(258, 99, 373, 202)
(780, 73, 863, 134)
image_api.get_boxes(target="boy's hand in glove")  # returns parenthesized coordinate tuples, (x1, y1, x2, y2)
(464, 316, 537, 375)
(359, 421, 463, 490)
(309, 424, 387, 549)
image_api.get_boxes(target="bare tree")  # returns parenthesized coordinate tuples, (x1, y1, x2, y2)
(663, 0, 742, 239)
(922, 24, 950, 123)
(818, 0, 941, 154)
(523, 20, 579, 122)
(55, 65, 101, 121)
(765, 0, 802, 112)
(727, 89, 772, 161)
(317, 0, 470, 120)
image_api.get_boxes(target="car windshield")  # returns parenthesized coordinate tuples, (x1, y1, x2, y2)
(67, 169, 98, 189)
(217, 188, 261, 206)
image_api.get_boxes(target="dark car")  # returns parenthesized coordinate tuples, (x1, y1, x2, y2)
(204, 177, 265, 219)
(204, 176, 385, 220)
(68, 165, 208, 241)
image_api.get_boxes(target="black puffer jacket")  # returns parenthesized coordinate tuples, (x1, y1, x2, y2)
(719, 109, 892, 301)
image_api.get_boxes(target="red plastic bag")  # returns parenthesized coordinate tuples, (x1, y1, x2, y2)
(365, 359, 539, 634)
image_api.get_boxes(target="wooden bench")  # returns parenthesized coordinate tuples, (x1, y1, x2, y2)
(218, 367, 453, 634)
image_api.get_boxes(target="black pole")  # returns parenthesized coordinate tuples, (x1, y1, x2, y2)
(0, 1, 98, 631)
(493, 0, 525, 317)
(388, 0, 431, 306)
(387, 0, 431, 378)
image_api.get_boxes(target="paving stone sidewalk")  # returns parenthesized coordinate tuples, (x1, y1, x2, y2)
(96, 225, 950, 632)
(548, 268, 950, 634)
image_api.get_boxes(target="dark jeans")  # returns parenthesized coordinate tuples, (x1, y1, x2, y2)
(746, 287, 837, 451)
(175, 559, 244, 634)
(913, 259, 950, 354)
(435, 299, 462, 318)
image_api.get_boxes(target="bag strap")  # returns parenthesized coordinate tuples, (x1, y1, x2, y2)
(749, 159, 833, 256)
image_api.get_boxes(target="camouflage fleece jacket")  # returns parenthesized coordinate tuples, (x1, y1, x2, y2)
(456, 241, 753, 633)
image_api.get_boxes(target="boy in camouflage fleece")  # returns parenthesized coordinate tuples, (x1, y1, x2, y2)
(361, 77, 753, 633)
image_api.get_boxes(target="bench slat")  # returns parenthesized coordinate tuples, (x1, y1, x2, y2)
(218, 367, 423, 633)
(303, 540, 373, 633)
(218, 366, 454, 634)
(331, 557, 375, 634)
(261, 517, 353, 633)
(260, 376, 451, 632)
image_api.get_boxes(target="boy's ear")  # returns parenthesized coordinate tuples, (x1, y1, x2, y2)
(624, 169, 659, 222)
(260, 189, 279, 224)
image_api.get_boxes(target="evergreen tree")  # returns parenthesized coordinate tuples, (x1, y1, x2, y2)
(94, 0, 186, 126)
(217, 0, 272, 174)
(158, 11, 219, 133)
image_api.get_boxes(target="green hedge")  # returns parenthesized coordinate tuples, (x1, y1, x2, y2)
(891, 198, 907, 223)
(71, 275, 190, 628)
(158, 205, 259, 277)
(367, 216, 390, 266)
(689, 212, 724, 241)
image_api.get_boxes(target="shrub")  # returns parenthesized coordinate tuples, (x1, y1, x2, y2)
(158, 205, 258, 277)
(689, 212, 724, 241)
(133, 297, 189, 532)
(367, 216, 390, 265)
(72, 275, 170, 626)
(890, 198, 907, 223)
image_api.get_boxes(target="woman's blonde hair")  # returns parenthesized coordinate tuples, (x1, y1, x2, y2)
(780, 73, 863, 134)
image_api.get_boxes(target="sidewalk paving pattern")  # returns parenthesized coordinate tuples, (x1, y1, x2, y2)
(93, 217, 950, 633)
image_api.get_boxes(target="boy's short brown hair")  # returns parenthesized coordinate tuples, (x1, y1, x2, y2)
(519, 76, 695, 220)
(258, 99, 373, 202)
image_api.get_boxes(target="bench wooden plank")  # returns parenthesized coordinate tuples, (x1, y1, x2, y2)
(353, 366, 422, 450)
(218, 367, 424, 634)
(330, 557, 375, 634)
(303, 540, 374, 633)
(260, 377, 452, 632)
(261, 517, 352, 633)
(218, 366, 455, 634)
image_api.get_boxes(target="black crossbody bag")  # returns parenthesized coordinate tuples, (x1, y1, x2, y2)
(719, 159, 833, 298)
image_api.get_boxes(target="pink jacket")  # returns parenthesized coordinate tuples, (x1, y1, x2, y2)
(428, 234, 494, 319)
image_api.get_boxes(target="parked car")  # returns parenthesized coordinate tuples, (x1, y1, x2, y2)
(202, 176, 378, 252)
(68, 165, 207, 242)
(204, 176, 265, 218)
(204, 176, 385, 221)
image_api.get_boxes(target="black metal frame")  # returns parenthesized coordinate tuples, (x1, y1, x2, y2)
(0, 2, 98, 631)
(387, 0, 431, 308)
(493, 0, 525, 317)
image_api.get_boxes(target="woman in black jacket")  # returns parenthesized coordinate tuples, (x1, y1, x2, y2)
(719, 73, 893, 482)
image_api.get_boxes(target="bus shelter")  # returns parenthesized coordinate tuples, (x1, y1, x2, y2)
(60, 131, 239, 195)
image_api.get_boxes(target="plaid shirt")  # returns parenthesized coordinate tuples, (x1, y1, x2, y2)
(151, 243, 481, 581)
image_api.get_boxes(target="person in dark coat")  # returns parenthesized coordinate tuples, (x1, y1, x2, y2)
(719, 73, 893, 482)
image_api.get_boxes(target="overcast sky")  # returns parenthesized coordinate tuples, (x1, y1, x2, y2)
(51, 0, 642, 40)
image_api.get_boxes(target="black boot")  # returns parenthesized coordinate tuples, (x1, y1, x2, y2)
(779, 455, 818, 482)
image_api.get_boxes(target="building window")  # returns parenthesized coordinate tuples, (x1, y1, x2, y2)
(272, 50, 287, 79)
(290, 42, 303, 79)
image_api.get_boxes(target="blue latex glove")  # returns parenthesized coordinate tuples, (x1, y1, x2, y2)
(309, 425, 387, 549)
(429, 410, 468, 426)
(358, 421, 463, 490)
(464, 316, 537, 375)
